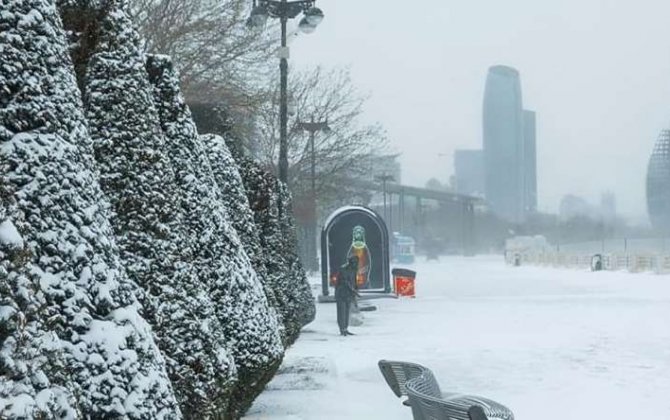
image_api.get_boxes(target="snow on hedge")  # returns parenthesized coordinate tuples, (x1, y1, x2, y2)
(0, 221, 23, 249)
(236, 159, 316, 345)
(81, 3, 241, 418)
(202, 134, 283, 332)
(276, 182, 317, 328)
(145, 54, 283, 417)
(0, 0, 179, 418)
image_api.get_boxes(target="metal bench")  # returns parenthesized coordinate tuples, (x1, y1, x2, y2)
(405, 374, 514, 420)
(378, 360, 442, 406)
(468, 406, 489, 420)
(379, 360, 514, 420)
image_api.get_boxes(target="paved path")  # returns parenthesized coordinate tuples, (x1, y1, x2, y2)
(245, 256, 670, 419)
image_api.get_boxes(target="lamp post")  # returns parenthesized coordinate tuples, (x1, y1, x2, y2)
(247, 0, 325, 183)
(375, 174, 395, 226)
(297, 117, 330, 271)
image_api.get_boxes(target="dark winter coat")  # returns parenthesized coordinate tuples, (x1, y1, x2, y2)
(336, 259, 358, 301)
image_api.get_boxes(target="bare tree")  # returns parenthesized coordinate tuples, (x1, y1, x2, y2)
(130, 3, 388, 204)
(254, 66, 388, 203)
(130, 2, 388, 181)
(131, 0, 276, 121)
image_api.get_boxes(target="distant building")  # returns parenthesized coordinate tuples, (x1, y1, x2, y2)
(647, 129, 670, 233)
(559, 194, 591, 221)
(523, 110, 537, 213)
(453, 149, 484, 197)
(483, 65, 526, 223)
(559, 193, 617, 223)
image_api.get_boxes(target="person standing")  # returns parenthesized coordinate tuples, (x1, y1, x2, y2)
(336, 255, 359, 336)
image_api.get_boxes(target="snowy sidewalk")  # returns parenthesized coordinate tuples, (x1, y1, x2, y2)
(245, 256, 670, 420)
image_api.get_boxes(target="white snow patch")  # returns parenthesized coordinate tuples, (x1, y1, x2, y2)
(18, 9, 44, 28)
(82, 204, 99, 221)
(79, 319, 132, 364)
(0, 220, 24, 248)
(1, 394, 36, 418)
(0, 305, 16, 322)
(37, 270, 60, 294)
(247, 256, 670, 420)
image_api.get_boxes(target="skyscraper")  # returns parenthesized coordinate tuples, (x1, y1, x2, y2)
(647, 129, 670, 233)
(523, 110, 537, 213)
(453, 149, 484, 197)
(483, 65, 526, 223)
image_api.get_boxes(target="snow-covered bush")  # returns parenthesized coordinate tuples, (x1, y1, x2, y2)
(81, 4, 238, 418)
(277, 182, 317, 328)
(237, 159, 316, 345)
(145, 54, 284, 418)
(202, 134, 282, 330)
(0, 1, 179, 418)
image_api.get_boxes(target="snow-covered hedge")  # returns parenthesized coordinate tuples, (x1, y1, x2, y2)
(277, 182, 317, 328)
(237, 159, 316, 345)
(145, 55, 284, 418)
(202, 134, 283, 333)
(1, 0, 314, 417)
(0, 1, 179, 418)
(81, 5, 242, 418)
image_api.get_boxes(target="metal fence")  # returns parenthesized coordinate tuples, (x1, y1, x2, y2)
(506, 251, 670, 274)
(553, 238, 670, 255)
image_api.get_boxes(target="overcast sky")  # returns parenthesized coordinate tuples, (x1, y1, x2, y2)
(290, 0, 670, 221)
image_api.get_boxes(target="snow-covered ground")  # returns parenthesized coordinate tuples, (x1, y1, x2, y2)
(245, 256, 670, 419)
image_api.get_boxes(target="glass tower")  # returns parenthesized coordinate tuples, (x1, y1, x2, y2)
(483, 65, 526, 223)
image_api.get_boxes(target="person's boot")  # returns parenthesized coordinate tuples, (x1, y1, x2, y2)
(340, 330, 347, 336)
(345, 330, 355, 336)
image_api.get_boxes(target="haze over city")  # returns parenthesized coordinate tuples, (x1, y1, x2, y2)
(292, 0, 670, 220)
(6, 0, 670, 419)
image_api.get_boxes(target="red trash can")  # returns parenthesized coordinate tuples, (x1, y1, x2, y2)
(392, 268, 416, 298)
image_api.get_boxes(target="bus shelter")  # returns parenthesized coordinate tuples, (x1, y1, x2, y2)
(320, 206, 391, 298)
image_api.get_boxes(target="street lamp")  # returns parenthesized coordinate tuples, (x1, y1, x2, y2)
(375, 173, 395, 227)
(296, 117, 330, 271)
(247, 0, 325, 183)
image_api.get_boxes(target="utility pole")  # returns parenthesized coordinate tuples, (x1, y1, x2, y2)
(389, 192, 393, 233)
(375, 174, 394, 226)
(297, 117, 330, 271)
(246, 0, 325, 182)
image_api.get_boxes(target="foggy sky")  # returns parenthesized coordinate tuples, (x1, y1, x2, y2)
(290, 0, 670, 222)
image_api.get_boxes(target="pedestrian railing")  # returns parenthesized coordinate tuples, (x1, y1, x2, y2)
(506, 252, 670, 274)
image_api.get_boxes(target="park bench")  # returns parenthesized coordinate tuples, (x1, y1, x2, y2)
(378, 360, 441, 405)
(378, 360, 514, 420)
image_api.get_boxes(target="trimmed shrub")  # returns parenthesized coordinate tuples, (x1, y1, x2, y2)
(0, 1, 178, 417)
